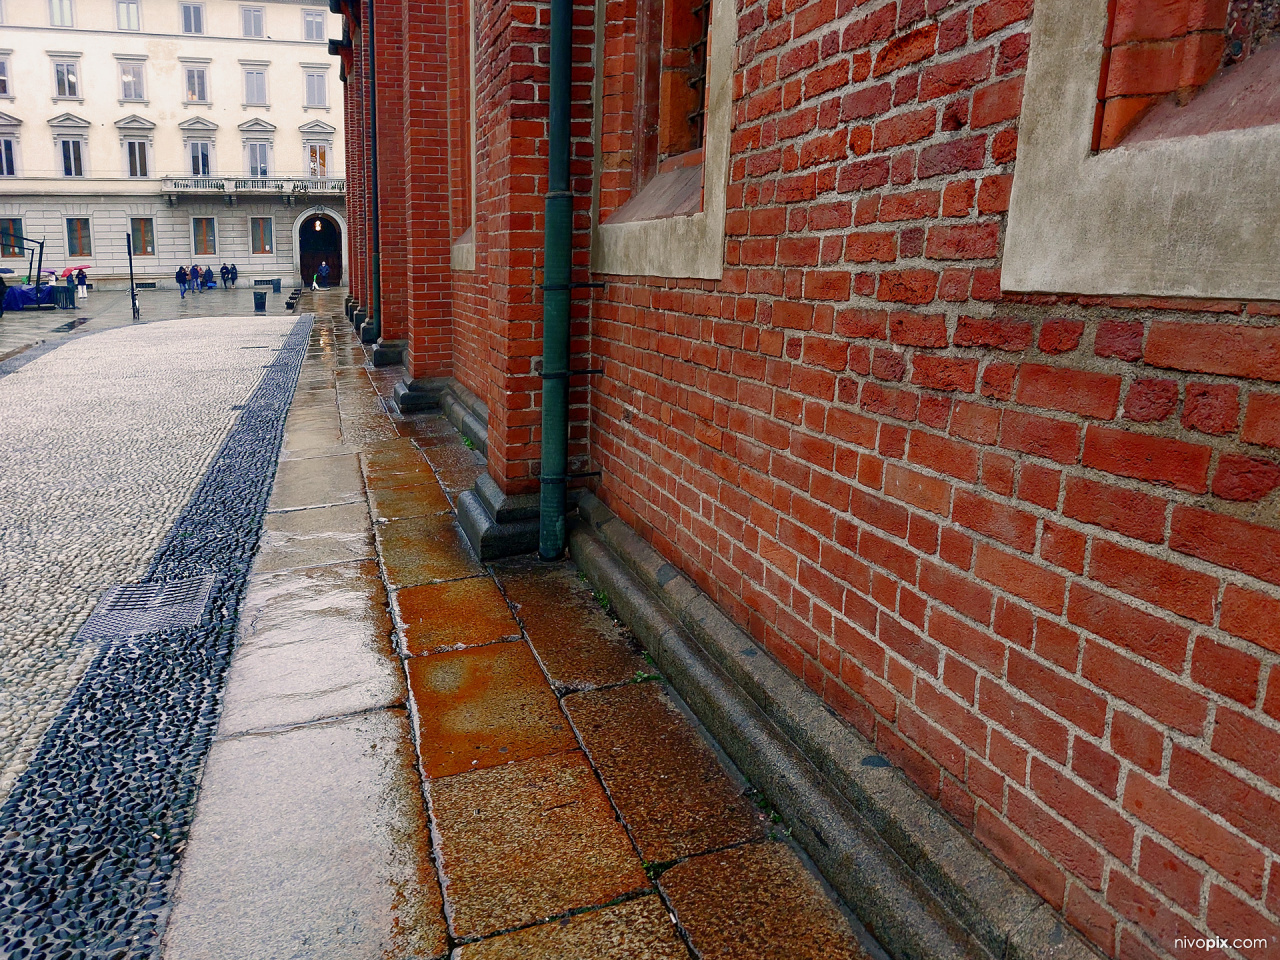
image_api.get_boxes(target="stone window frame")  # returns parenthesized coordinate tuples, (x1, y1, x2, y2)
(240, 60, 270, 109)
(191, 216, 217, 257)
(1003, 0, 1280, 301)
(180, 57, 211, 106)
(241, 5, 266, 39)
(180, 2, 204, 35)
(116, 55, 148, 105)
(302, 8, 326, 42)
(0, 50, 14, 100)
(589, 0, 735, 280)
(249, 215, 275, 257)
(66, 216, 92, 258)
(50, 53, 83, 102)
(301, 62, 330, 111)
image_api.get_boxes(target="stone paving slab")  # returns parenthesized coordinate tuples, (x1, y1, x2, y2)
(368, 480, 453, 521)
(658, 842, 869, 960)
(163, 710, 448, 960)
(267, 453, 366, 511)
(565, 682, 769, 864)
(253, 500, 375, 573)
(454, 895, 690, 959)
(406, 640, 577, 778)
(393, 576, 522, 656)
(376, 513, 484, 588)
(429, 750, 651, 940)
(217, 559, 404, 737)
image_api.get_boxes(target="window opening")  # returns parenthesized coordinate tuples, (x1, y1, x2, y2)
(242, 6, 264, 37)
(307, 143, 327, 176)
(50, 0, 73, 27)
(130, 217, 154, 255)
(0, 218, 22, 256)
(61, 139, 83, 177)
(303, 9, 325, 41)
(66, 217, 90, 257)
(304, 72, 327, 107)
(250, 217, 273, 254)
(193, 217, 216, 255)
(185, 66, 208, 102)
(126, 140, 148, 177)
(117, 0, 139, 30)
(246, 141, 269, 176)
(54, 61, 79, 98)
(0, 139, 14, 176)
(120, 63, 145, 100)
(181, 3, 203, 34)
(190, 140, 211, 175)
(244, 69, 267, 104)
(0, 59, 9, 96)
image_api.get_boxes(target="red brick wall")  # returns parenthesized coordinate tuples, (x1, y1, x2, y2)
(585, 2, 1280, 959)
(375, 0, 409, 341)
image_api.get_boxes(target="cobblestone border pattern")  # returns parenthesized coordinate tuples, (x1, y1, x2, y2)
(0, 314, 314, 959)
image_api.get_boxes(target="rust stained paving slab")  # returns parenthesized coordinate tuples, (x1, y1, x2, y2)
(394, 577, 522, 656)
(367, 481, 452, 522)
(376, 514, 483, 589)
(497, 560, 649, 688)
(416, 439, 487, 493)
(406, 641, 575, 778)
(455, 896, 690, 960)
(430, 750, 650, 940)
(564, 683, 768, 864)
(659, 842, 869, 960)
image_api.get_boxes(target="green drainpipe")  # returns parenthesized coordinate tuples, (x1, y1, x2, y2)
(537, 0, 573, 560)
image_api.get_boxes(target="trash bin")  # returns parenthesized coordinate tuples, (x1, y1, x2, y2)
(52, 286, 75, 309)
(271, 278, 281, 294)
(253, 290, 267, 312)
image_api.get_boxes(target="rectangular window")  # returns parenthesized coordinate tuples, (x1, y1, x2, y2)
(120, 62, 145, 100)
(0, 218, 21, 257)
(246, 141, 269, 177)
(185, 66, 208, 102)
(50, 0, 73, 27)
(250, 217, 273, 255)
(193, 217, 216, 256)
(0, 139, 15, 176)
(304, 72, 326, 107)
(126, 140, 148, 177)
(306, 143, 327, 177)
(189, 140, 211, 175)
(181, 2, 203, 34)
(130, 217, 154, 256)
(66, 217, 91, 257)
(244, 69, 266, 105)
(117, 0, 139, 29)
(0, 59, 9, 96)
(54, 61, 79, 98)
(60, 139, 83, 177)
(241, 6, 264, 37)
(303, 9, 325, 41)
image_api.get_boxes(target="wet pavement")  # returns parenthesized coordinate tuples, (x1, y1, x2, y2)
(0, 289, 876, 958)
(164, 292, 879, 959)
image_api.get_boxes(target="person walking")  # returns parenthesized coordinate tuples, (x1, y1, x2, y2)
(220, 263, 230, 289)
(190, 264, 202, 293)
(229, 263, 238, 288)
(318, 261, 331, 288)
(175, 265, 189, 298)
(75, 268, 87, 301)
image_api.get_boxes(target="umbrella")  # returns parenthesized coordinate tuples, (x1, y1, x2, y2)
(60, 265, 92, 278)
(0, 268, 12, 274)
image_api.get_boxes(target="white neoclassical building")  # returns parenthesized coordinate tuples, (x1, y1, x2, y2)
(0, 0, 346, 290)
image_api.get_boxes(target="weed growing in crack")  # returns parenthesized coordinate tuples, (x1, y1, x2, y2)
(461, 436, 476, 450)
(630, 670, 662, 684)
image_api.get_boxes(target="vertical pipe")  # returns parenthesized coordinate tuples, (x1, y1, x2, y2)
(537, 0, 573, 560)
(366, 0, 382, 337)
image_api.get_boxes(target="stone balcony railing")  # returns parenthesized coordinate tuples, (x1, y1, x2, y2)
(162, 176, 346, 204)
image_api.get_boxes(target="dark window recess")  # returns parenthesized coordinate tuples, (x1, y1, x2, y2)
(1224, 0, 1280, 64)
(686, 0, 710, 149)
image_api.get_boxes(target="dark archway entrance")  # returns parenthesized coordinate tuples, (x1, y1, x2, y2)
(299, 214, 342, 287)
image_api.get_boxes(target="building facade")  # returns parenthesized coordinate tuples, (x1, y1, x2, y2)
(0, 0, 346, 290)
(338, 1, 1280, 959)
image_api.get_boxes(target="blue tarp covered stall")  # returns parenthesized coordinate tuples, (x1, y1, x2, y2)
(3, 285, 57, 310)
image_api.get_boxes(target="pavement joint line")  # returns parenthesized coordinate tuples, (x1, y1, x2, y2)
(246, 554, 380, 578)
(265, 497, 368, 514)
(214, 703, 411, 743)
(0, 313, 314, 957)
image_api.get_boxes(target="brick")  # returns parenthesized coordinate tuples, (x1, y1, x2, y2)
(1032, 758, 1133, 858)
(873, 23, 939, 77)
(1110, 0, 1189, 44)
(1123, 379, 1179, 423)
(888, 310, 948, 346)
(877, 270, 939, 305)
(1169, 745, 1280, 853)
(929, 608, 1005, 673)
(873, 106, 939, 149)
(973, 0, 1032, 39)
(951, 402, 1001, 444)
(925, 223, 1001, 261)
(1190, 636, 1261, 706)
(990, 598, 1031, 650)
(884, 463, 952, 516)
(971, 75, 1024, 128)
(918, 135, 988, 179)
(1008, 651, 1106, 736)
(1181, 382, 1240, 436)
(1066, 584, 1189, 672)
(1015, 364, 1122, 420)
(955, 316, 1032, 351)
(1111, 711, 1163, 774)
(1094, 320, 1144, 361)
(1242, 392, 1280, 449)
(975, 543, 1067, 614)
(1123, 769, 1265, 896)
(845, 230, 898, 263)
(920, 561, 995, 624)
(953, 489, 1037, 552)
(1206, 885, 1280, 960)
(1007, 788, 1104, 889)
(919, 49, 993, 101)
(1220, 585, 1280, 655)
(982, 452, 1015, 497)
(1082, 642, 1207, 736)
(878, 189, 941, 222)
(1212, 454, 1280, 502)
(981, 363, 1017, 401)
(1062, 476, 1167, 544)
(999, 411, 1081, 465)
(1070, 736, 1120, 799)
(1038, 319, 1084, 355)
(1212, 708, 1280, 790)
(976, 806, 1067, 908)
(1088, 540, 1218, 625)
(979, 676, 1069, 764)
(879, 611, 941, 674)
(1144, 321, 1280, 382)
(908, 429, 979, 482)
(1137, 836, 1203, 914)
(1034, 617, 1079, 671)
(1170, 506, 1280, 588)
(1064, 884, 1116, 956)
(1018, 463, 1061, 509)
(1082, 425, 1211, 494)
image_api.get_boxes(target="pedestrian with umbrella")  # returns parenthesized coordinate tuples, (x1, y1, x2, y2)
(75, 268, 88, 300)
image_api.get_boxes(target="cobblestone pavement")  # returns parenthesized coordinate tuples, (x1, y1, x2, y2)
(0, 312, 298, 804)
(0, 286, 299, 362)
(162, 293, 882, 960)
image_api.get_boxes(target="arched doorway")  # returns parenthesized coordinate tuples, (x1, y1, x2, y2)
(298, 212, 343, 287)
